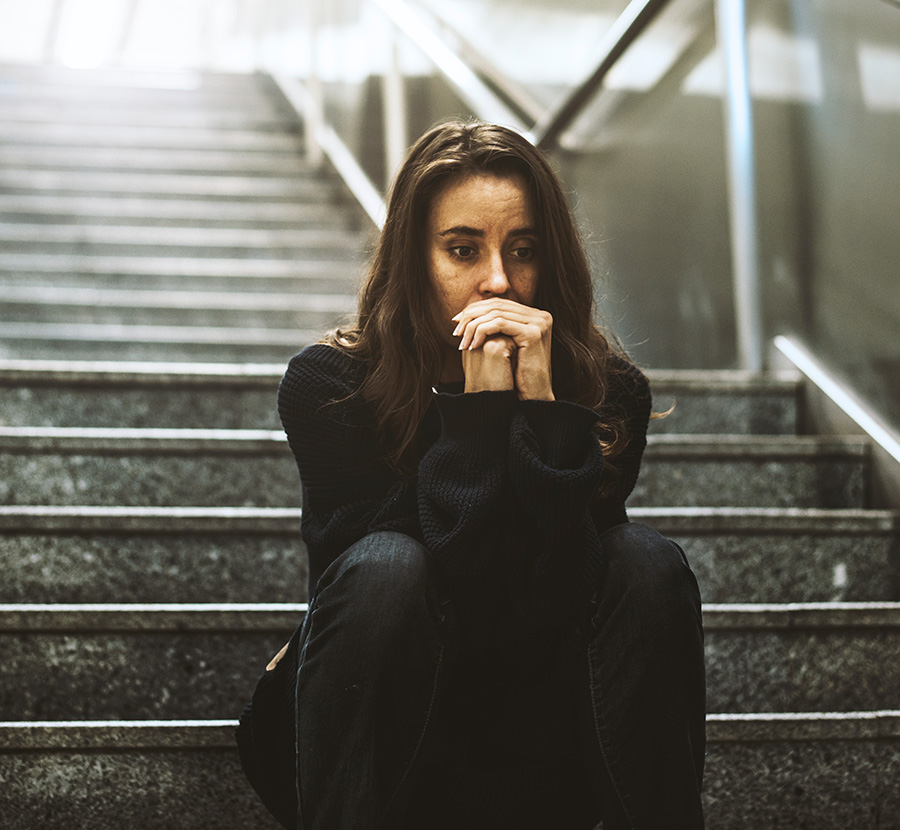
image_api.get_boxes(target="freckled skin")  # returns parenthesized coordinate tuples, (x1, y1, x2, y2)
(426, 173, 554, 400)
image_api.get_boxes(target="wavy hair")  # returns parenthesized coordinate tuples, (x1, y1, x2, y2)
(324, 120, 635, 483)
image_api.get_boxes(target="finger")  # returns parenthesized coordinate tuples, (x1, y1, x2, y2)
(459, 311, 550, 350)
(463, 318, 547, 351)
(452, 299, 546, 333)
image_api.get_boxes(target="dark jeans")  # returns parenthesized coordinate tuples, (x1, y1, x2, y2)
(236, 523, 706, 830)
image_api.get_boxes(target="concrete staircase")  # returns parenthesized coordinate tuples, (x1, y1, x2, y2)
(1, 66, 899, 829)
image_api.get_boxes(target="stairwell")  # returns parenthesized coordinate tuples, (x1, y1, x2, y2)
(1, 65, 899, 829)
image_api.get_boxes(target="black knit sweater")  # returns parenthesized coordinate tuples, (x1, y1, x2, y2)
(277, 343, 651, 655)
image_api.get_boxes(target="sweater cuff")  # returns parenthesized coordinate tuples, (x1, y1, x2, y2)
(516, 399, 601, 469)
(433, 389, 517, 449)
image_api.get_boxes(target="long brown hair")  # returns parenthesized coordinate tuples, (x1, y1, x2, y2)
(325, 120, 634, 478)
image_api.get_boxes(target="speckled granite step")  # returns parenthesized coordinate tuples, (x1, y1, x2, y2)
(0, 170, 333, 200)
(0, 325, 317, 363)
(0, 194, 349, 229)
(0, 102, 295, 130)
(0, 146, 312, 175)
(0, 286, 355, 330)
(0, 506, 306, 603)
(635, 435, 869, 508)
(0, 361, 285, 429)
(0, 505, 895, 605)
(0, 427, 298, 507)
(0, 222, 364, 257)
(703, 602, 900, 713)
(0, 253, 363, 293)
(1, 713, 898, 830)
(3, 603, 899, 720)
(0, 604, 305, 720)
(0, 720, 283, 830)
(632, 507, 900, 602)
(0, 122, 305, 151)
(647, 370, 800, 435)
(0, 427, 870, 508)
(0, 363, 796, 432)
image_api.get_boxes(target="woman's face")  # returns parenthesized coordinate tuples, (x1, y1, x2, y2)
(425, 172, 539, 344)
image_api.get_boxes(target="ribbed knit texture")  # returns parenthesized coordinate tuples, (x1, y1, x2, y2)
(277, 343, 651, 654)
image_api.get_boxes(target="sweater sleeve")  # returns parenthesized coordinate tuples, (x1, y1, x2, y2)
(606, 355, 652, 504)
(277, 346, 420, 586)
(506, 398, 606, 552)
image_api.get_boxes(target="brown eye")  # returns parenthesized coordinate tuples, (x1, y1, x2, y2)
(512, 246, 534, 260)
(450, 245, 476, 259)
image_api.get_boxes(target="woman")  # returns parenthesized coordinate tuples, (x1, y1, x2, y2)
(237, 120, 706, 829)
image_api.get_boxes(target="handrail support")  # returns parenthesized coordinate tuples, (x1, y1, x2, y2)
(716, 0, 764, 371)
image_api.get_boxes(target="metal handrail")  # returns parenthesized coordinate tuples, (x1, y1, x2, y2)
(372, 0, 526, 132)
(533, 0, 670, 149)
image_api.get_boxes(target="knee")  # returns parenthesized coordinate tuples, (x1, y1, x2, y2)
(315, 532, 437, 634)
(595, 522, 701, 629)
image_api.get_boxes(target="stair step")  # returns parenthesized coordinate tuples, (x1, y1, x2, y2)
(0, 170, 335, 200)
(0, 223, 359, 254)
(0, 506, 895, 604)
(0, 363, 804, 431)
(0, 323, 317, 362)
(0, 194, 350, 228)
(0, 360, 284, 429)
(2, 602, 898, 719)
(0, 714, 897, 829)
(0, 82, 287, 109)
(0, 603, 306, 719)
(0, 65, 269, 90)
(634, 506, 900, 602)
(0, 286, 355, 329)
(0, 427, 298, 507)
(636, 435, 869, 508)
(648, 369, 800, 435)
(0, 506, 305, 604)
(1, 714, 896, 829)
(703, 602, 900, 712)
(0, 253, 362, 292)
(0, 428, 870, 508)
(0, 102, 296, 130)
(0, 122, 305, 151)
(0, 719, 283, 830)
(0, 146, 314, 175)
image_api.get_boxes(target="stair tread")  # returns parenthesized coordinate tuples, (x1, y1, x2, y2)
(2, 600, 898, 631)
(3, 712, 900, 749)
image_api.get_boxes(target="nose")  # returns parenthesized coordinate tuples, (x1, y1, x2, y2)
(479, 250, 510, 297)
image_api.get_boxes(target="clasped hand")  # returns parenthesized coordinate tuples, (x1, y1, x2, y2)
(452, 298, 554, 401)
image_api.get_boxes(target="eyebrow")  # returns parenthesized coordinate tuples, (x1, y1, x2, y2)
(437, 226, 537, 238)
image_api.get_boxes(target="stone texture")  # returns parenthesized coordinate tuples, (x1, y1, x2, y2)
(705, 627, 900, 713)
(0, 630, 296, 720)
(632, 454, 866, 509)
(656, 529, 900, 603)
(2, 300, 349, 332)
(703, 739, 900, 829)
(648, 390, 798, 435)
(0, 748, 281, 830)
(2, 722, 899, 829)
(4, 608, 898, 719)
(0, 451, 300, 507)
(0, 383, 282, 429)
(0, 336, 312, 364)
(0, 531, 307, 603)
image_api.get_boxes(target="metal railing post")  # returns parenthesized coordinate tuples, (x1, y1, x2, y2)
(304, 0, 324, 166)
(382, 30, 407, 189)
(715, 0, 764, 371)
(44, 0, 66, 64)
